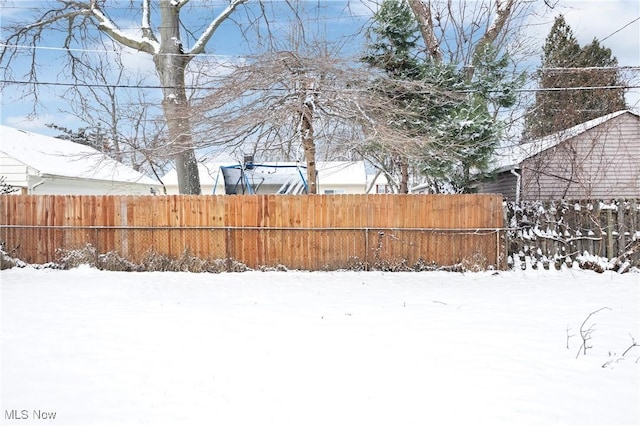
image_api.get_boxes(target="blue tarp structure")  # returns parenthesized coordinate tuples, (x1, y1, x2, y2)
(217, 162, 309, 195)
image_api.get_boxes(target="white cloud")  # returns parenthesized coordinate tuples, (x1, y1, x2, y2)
(120, 47, 157, 79)
(561, 1, 639, 66)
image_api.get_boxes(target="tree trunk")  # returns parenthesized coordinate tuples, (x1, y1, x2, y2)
(108, 89, 123, 163)
(301, 96, 317, 194)
(155, 0, 201, 195)
(399, 158, 409, 194)
(407, 0, 442, 62)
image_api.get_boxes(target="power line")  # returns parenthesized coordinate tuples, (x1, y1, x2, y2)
(0, 43, 242, 59)
(600, 16, 640, 43)
(2, 78, 639, 94)
(0, 41, 362, 59)
(540, 66, 640, 72)
(3, 43, 640, 77)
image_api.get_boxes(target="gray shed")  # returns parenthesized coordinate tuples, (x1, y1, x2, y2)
(475, 110, 640, 201)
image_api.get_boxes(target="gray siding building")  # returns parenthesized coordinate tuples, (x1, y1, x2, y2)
(475, 110, 640, 201)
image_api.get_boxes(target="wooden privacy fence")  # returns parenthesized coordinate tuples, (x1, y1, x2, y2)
(505, 199, 640, 266)
(0, 194, 505, 271)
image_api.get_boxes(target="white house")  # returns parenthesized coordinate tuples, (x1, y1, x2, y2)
(161, 160, 368, 195)
(0, 125, 161, 195)
(315, 161, 368, 194)
(366, 172, 393, 194)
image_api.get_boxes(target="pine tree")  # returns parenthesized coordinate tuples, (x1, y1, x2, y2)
(362, 0, 423, 80)
(577, 39, 627, 118)
(362, 0, 519, 192)
(362, 0, 426, 193)
(46, 124, 110, 153)
(525, 15, 627, 138)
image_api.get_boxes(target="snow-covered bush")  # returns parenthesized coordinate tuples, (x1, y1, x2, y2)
(0, 242, 24, 269)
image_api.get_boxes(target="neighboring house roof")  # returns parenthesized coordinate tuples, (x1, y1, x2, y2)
(161, 160, 367, 191)
(160, 162, 223, 187)
(0, 125, 158, 185)
(313, 161, 367, 186)
(490, 110, 636, 173)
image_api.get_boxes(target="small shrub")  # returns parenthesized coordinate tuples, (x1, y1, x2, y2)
(259, 264, 289, 272)
(140, 251, 175, 272)
(345, 256, 367, 271)
(412, 258, 438, 272)
(226, 259, 250, 272)
(97, 251, 140, 272)
(56, 244, 98, 269)
(460, 251, 489, 272)
(0, 242, 22, 270)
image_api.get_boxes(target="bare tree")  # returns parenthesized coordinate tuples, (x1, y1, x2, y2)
(192, 50, 356, 193)
(190, 13, 373, 194)
(406, 0, 528, 68)
(194, 46, 467, 194)
(1, 0, 253, 194)
(48, 39, 171, 177)
(405, 0, 541, 126)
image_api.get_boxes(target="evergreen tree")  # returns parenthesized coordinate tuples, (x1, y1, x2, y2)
(362, 0, 520, 192)
(362, 0, 423, 80)
(525, 15, 627, 138)
(362, 0, 427, 193)
(577, 39, 627, 118)
(46, 124, 110, 153)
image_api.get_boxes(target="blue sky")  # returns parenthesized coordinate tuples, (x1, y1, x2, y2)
(1, 0, 638, 136)
(0, 1, 374, 135)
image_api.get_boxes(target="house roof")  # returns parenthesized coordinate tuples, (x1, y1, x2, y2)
(313, 161, 367, 185)
(490, 110, 637, 173)
(161, 160, 367, 188)
(0, 125, 159, 185)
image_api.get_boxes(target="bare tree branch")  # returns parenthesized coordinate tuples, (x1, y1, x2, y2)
(189, 0, 250, 57)
(89, 2, 158, 53)
(407, 0, 443, 61)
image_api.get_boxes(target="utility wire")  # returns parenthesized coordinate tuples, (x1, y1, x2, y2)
(1, 79, 639, 93)
(0, 43, 242, 59)
(600, 16, 640, 43)
(2, 43, 640, 72)
(540, 66, 640, 72)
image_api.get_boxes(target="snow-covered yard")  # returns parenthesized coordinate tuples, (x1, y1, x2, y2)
(1, 266, 639, 426)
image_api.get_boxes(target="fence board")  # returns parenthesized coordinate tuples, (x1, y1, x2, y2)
(0, 194, 504, 270)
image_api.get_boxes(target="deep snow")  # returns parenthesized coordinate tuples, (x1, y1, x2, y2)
(1, 267, 639, 426)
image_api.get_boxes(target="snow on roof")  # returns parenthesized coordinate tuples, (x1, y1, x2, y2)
(160, 161, 227, 186)
(315, 161, 367, 185)
(490, 110, 635, 173)
(0, 125, 159, 185)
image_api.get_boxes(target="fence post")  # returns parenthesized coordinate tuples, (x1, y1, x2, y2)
(94, 227, 99, 265)
(502, 205, 510, 267)
(496, 228, 501, 270)
(632, 200, 640, 265)
(606, 204, 614, 260)
(225, 227, 232, 270)
(617, 199, 626, 258)
(364, 228, 369, 271)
